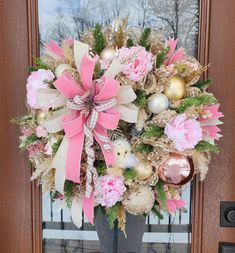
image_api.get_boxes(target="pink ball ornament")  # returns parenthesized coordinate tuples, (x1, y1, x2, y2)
(158, 153, 194, 186)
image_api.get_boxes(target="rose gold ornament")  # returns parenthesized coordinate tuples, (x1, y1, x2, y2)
(164, 76, 186, 101)
(158, 153, 194, 186)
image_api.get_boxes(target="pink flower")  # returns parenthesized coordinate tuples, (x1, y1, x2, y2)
(167, 198, 186, 213)
(27, 143, 44, 157)
(199, 104, 224, 141)
(118, 46, 152, 81)
(36, 126, 48, 137)
(44, 142, 53, 155)
(164, 38, 185, 66)
(26, 69, 55, 108)
(165, 113, 202, 151)
(95, 174, 126, 208)
(20, 126, 32, 136)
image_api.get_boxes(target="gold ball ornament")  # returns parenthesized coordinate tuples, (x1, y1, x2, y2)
(134, 163, 153, 180)
(55, 64, 71, 78)
(164, 76, 186, 101)
(100, 48, 116, 61)
(122, 186, 155, 215)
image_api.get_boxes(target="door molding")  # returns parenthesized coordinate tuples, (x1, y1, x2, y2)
(27, 0, 42, 253)
(191, 1, 211, 253)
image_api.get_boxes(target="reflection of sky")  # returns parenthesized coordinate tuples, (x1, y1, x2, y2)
(38, 0, 198, 56)
(38, 0, 67, 28)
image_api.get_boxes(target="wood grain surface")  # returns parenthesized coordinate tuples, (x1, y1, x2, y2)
(0, 0, 40, 252)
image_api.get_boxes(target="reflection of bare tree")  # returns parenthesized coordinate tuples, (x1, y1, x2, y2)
(40, 0, 198, 55)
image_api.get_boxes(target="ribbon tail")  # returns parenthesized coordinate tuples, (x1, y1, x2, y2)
(71, 197, 83, 228)
(104, 58, 122, 78)
(94, 125, 116, 167)
(115, 103, 138, 123)
(82, 193, 95, 225)
(65, 131, 85, 183)
(52, 136, 69, 194)
(42, 108, 68, 133)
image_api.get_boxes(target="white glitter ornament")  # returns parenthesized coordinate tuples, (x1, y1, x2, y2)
(147, 93, 169, 114)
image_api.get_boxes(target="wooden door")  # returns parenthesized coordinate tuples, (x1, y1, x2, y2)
(0, 0, 234, 252)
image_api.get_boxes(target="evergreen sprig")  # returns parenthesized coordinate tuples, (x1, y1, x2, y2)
(134, 90, 147, 109)
(123, 168, 136, 181)
(19, 134, 40, 150)
(156, 47, 169, 68)
(28, 57, 49, 72)
(152, 205, 164, 220)
(64, 180, 75, 208)
(176, 94, 218, 113)
(134, 143, 154, 154)
(106, 202, 121, 228)
(155, 180, 167, 209)
(11, 115, 34, 125)
(195, 141, 219, 153)
(141, 125, 164, 138)
(139, 28, 151, 49)
(194, 78, 213, 90)
(96, 161, 107, 176)
(52, 139, 63, 154)
(93, 24, 106, 54)
(126, 38, 135, 47)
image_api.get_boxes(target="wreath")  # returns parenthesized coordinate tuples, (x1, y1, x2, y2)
(13, 19, 223, 235)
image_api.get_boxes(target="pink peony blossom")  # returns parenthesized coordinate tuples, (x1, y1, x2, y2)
(165, 113, 202, 151)
(36, 126, 48, 137)
(95, 174, 126, 208)
(118, 46, 152, 81)
(26, 69, 55, 108)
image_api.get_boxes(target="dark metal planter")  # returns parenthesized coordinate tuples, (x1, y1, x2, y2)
(95, 209, 146, 253)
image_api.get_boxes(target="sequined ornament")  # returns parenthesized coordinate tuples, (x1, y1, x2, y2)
(123, 185, 155, 215)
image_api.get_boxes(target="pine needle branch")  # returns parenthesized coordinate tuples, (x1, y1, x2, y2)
(156, 47, 169, 68)
(134, 90, 147, 109)
(194, 78, 213, 90)
(142, 125, 164, 138)
(176, 94, 218, 113)
(139, 28, 151, 49)
(93, 24, 106, 54)
(195, 141, 219, 153)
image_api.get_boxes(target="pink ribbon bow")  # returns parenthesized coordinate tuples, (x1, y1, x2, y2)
(54, 54, 120, 223)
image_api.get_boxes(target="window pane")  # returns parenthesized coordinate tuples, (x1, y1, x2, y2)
(38, 1, 199, 252)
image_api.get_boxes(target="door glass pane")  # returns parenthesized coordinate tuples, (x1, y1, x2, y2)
(38, 1, 199, 252)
